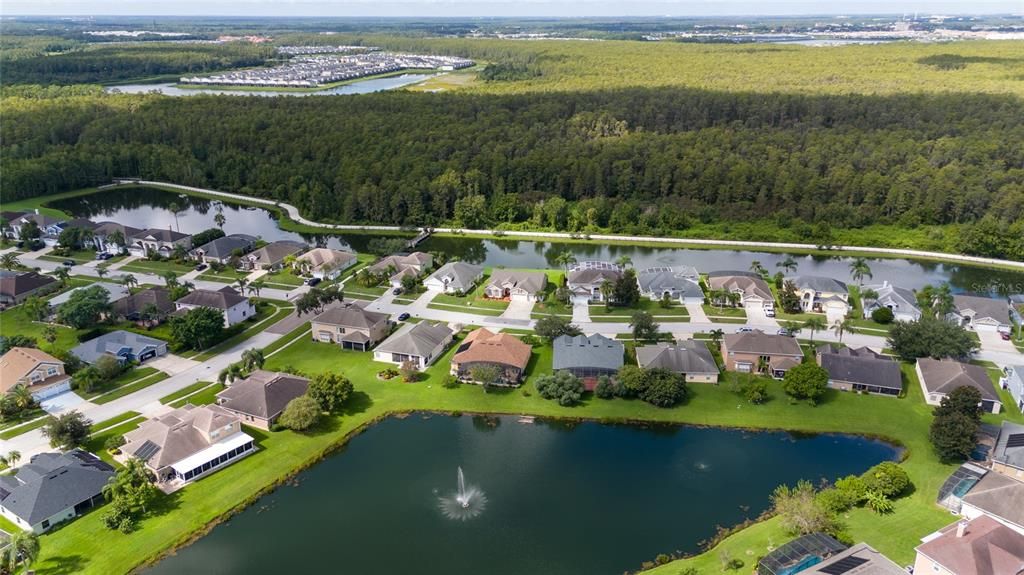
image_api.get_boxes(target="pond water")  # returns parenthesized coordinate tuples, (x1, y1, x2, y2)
(104, 73, 434, 97)
(145, 415, 898, 575)
(51, 187, 1024, 293)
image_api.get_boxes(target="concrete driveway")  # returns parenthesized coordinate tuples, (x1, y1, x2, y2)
(147, 354, 200, 376)
(685, 303, 710, 323)
(572, 300, 591, 323)
(978, 330, 1018, 353)
(501, 299, 535, 321)
(40, 391, 89, 414)
(745, 304, 779, 327)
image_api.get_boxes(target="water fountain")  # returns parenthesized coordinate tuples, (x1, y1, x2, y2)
(438, 467, 488, 521)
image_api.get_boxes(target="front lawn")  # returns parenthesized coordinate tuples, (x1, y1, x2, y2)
(191, 301, 293, 361)
(589, 298, 691, 318)
(39, 249, 124, 265)
(0, 277, 95, 352)
(702, 304, 747, 318)
(120, 259, 195, 275)
(90, 370, 171, 405)
(0, 415, 50, 440)
(168, 383, 225, 407)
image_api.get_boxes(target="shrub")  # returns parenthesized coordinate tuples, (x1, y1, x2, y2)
(534, 370, 584, 406)
(399, 360, 420, 382)
(279, 396, 322, 431)
(782, 363, 829, 405)
(442, 375, 461, 389)
(864, 490, 895, 514)
(871, 307, 894, 324)
(861, 462, 910, 498)
(104, 434, 126, 452)
(594, 375, 616, 399)
(834, 475, 868, 504)
(816, 488, 856, 514)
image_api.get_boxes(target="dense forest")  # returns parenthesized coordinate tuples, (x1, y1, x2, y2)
(2, 37, 1023, 260)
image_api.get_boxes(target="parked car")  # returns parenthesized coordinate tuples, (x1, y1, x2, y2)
(397, 312, 411, 321)
(777, 328, 793, 337)
(62, 260, 75, 267)
(736, 327, 756, 333)
(764, 308, 776, 318)
(194, 263, 208, 271)
(1001, 331, 1012, 341)
(392, 288, 403, 295)
(94, 252, 112, 261)
(306, 277, 322, 287)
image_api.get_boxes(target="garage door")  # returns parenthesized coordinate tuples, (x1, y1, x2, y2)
(32, 380, 72, 401)
(972, 323, 998, 333)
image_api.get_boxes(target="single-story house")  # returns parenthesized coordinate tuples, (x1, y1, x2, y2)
(789, 275, 850, 323)
(89, 221, 142, 255)
(959, 471, 1024, 536)
(175, 286, 255, 327)
(0, 450, 114, 533)
(551, 333, 624, 389)
(914, 516, 1024, 575)
(0, 347, 72, 400)
(215, 370, 310, 430)
(48, 281, 130, 310)
(991, 421, 1024, 482)
(121, 404, 255, 488)
(636, 267, 704, 305)
(189, 234, 257, 264)
(238, 240, 306, 271)
(861, 281, 922, 322)
(948, 294, 1012, 334)
(721, 330, 803, 379)
(450, 328, 532, 386)
(757, 532, 847, 575)
(816, 344, 902, 397)
(1002, 365, 1024, 413)
(294, 248, 358, 280)
(310, 302, 391, 351)
(636, 339, 719, 383)
(71, 330, 168, 365)
(111, 286, 175, 324)
(0, 270, 57, 305)
(801, 543, 905, 575)
(4, 212, 65, 244)
(128, 228, 192, 257)
(423, 261, 484, 294)
(916, 357, 1002, 414)
(707, 271, 774, 311)
(483, 269, 548, 302)
(367, 252, 433, 288)
(373, 321, 454, 370)
(566, 261, 622, 304)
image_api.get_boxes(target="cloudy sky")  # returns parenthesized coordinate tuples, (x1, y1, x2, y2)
(6, 0, 1021, 17)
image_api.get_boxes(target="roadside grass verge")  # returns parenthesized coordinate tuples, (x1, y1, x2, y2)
(160, 382, 216, 405)
(169, 383, 225, 408)
(90, 411, 142, 433)
(91, 371, 170, 405)
(0, 416, 50, 440)
(191, 302, 293, 361)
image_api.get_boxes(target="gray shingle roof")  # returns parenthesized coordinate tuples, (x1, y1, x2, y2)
(917, 358, 1000, 403)
(790, 275, 849, 294)
(48, 282, 130, 307)
(426, 262, 483, 292)
(132, 228, 190, 242)
(818, 347, 902, 392)
(312, 302, 388, 329)
(993, 421, 1024, 471)
(176, 287, 247, 309)
(962, 471, 1024, 530)
(71, 330, 167, 364)
(376, 322, 454, 358)
(804, 543, 905, 575)
(723, 331, 803, 356)
(246, 241, 307, 267)
(0, 271, 56, 299)
(636, 340, 718, 374)
(111, 287, 174, 317)
(636, 268, 703, 298)
(486, 269, 547, 295)
(552, 334, 624, 372)
(0, 450, 114, 526)
(216, 370, 309, 420)
(191, 234, 256, 259)
(567, 266, 622, 287)
(863, 283, 921, 317)
(953, 295, 1011, 325)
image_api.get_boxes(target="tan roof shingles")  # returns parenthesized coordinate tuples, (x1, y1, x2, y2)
(122, 404, 239, 470)
(723, 331, 803, 356)
(917, 358, 1000, 403)
(0, 347, 64, 394)
(453, 328, 532, 371)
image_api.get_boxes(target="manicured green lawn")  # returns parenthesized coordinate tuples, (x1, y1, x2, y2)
(90, 411, 142, 433)
(32, 314, 1024, 575)
(90, 371, 170, 405)
(427, 300, 506, 316)
(702, 304, 746, 319)
(0, 415, 50, 440)
(159, 381, 216, 405)
(432, 278, 510, 312)
(341, 285, 388, 299)
(197, 269, 248, 283)
(0, 277, 95, 352)
(84, 419, 145, 466)
(169, 383, 224, 408)
(844, 317, 894, 334)
(85, 367, 159, 398)
(589, 298, 690, 318)
(121, 259, 195, 275)
(0, 407, 46, 432)
(191, 302, 293, 361)
(260, 270, 305, 288)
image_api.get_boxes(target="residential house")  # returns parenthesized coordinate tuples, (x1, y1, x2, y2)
(48, 281, 130, 310)
(757, 532, 848, 575)
(120, 404, 255, 487)
(707, 271, 774, 311)
(294, 248, 358, 280)
(0, 347, 72, 400)
(566, 261, 623, 304)
(915, 516, 1024, 575)
(0, 270, 57, 305)
(636, 267, 704, 305)
(450, 328, 532, 385)
(373, 322, 454, 370)
(367, 252, 433, 288)
(916, 358, 1002, 414)
(128, 228, 192, 257)
(816, 344, 903, 397)
(800, 543, 905, 575)
(636, 339, 719, 383)
(71, 330, 168, 365)
(551, 334, 624, 389)
(4, 212, 65, 245)
(215, 370, 309, 430)
(959, 471, 1024, 536)
(89, 221, 142, 255)
(189, 234, 256, 264)
(482, 269, 548, 302)
(721, 330, 803, 378)
(949, 295, 1012, 334)
(991, 421, 1024, 481)
(1001, 365, 1024, 413)
(424, 261, 484, 294)
(310, 302, 391, 351)
(111, 287, 175, 324)
(0, 450, 114, 533)
(789, 275, 850, 323)
(175, 286, 255, 327)
(238, 240, 307, 271)
(861, 281, 922, 322)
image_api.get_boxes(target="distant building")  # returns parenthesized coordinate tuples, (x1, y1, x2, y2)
(636, 267, 704, 305)
(239, 240, 307, 271)
(373, 322, 454, 370)
(175, 287, 255, 327)
(916, 358, 1002, 414)
(816, 344, 902, 397)
(189, 234, 256, 264)
(294, 248, 357, 280)
(948, 295, 1012, 334)
(483, 270, 548, 302)
(129, 228, 192, 257)
(707, 271, 774, 311)
(635, 339, 719, 383)
(71, 330, 168, 365)
(914, 516, 1024, 575)
(423, 262, 484, 294)
(0, 450, 114, 533)
(0, 347, 72, 400)
(861, 281, 922, 322)
(215, 370, 309, 430)
(0, 270, 57, 305)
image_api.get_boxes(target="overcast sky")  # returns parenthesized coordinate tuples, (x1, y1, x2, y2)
(6, 0, 1021, 17)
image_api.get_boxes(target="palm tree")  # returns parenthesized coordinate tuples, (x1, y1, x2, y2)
(168, 201, 182, 232)
(803, 316, 827, 345)
(107, 229, 126, 254)
(615, 255, 632, 269)
(236, 277, 248, 294)
(96, 264, 109, 279)
(849, 257, 872, 286)
(915, 284, 954, 319)
(6, 451, 21, 469)
(52, 266, 70, 286)
(22, 296, 48, 322)
(782, 320, 803, 336)
(709, 328, 725, 348)
(726, 292, 742, 309)
(247, 279, 265, 298)
(554, 252, 577, 272)
(599, 281, 615, 310)
(2, 530, 40, 573)
(214, 211, 226, 230)
(240, 348, 265, 372)
(776, 256, 799, 274)
(749, 260, 767, 277)
(831, 319, 848, 343)
(0, 252, 19, 270)
(9, 386, 33, 411)
(121, 273, 138, 289)
(102, 457, 156, 514)
(162, 271, 179, 289)
(708, 288, 725, 311)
